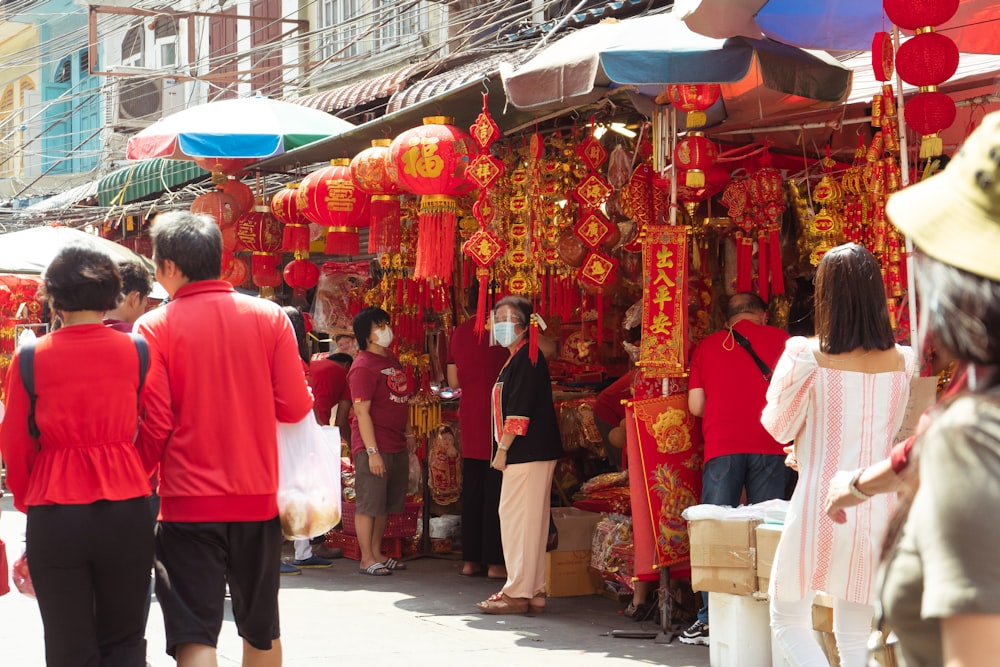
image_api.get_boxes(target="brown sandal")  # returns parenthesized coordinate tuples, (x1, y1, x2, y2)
(476, 592, 529, 615)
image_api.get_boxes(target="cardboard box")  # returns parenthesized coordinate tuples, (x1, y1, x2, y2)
(755, 523, 782, 596)
(545, 550, 603, 597)
(550, 507, 603, 552)
(689, 518, 761, 595)
(812, 593, 842, 667)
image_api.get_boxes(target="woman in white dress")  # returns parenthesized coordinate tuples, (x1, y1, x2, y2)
(761, 243, 916, 667)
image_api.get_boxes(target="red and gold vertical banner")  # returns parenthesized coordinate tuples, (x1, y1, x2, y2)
(639, 225, 688, 377)
(626, 394, 702, 571)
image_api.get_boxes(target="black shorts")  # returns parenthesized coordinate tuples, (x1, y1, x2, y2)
(154, 518, 283, 657)
(354, 449, 408, 516)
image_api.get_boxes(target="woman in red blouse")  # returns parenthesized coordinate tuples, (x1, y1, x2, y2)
(0, 244, 154, 667)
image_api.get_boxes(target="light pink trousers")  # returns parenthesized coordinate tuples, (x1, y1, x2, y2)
(498, 459, 557, 599)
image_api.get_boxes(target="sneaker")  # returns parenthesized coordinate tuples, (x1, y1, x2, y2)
(280, 562, 302, 575)
(293, 555, 334, 568)
(312, 545, 344, 560)
(678, 619, 709, 645)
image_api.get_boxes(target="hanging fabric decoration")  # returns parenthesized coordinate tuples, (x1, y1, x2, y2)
(388, 117, 477, 281)
(351, 139, 402, 255)
(639, 225, 689, 377)
(578, 251, 618, 348)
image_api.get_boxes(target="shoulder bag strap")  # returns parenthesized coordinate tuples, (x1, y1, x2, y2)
(730, 328, 773, 382)
(127, 333, 150, 441)
(18, 339, 40, 439)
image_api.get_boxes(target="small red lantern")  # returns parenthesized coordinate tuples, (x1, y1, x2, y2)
(351, 139, 402, 254)
(388, 116, 478, 280)
(237, 200, 284, 294)
(673, 132, 718, 188)
(191, 187, 239, 227)
(271, 183, 310, 256)
(251, 252, 283, 293)
(221, 252, 248, 286)
(193, 157, 256, 183)
(904, 91, 957, 158)
(283, 259, 320, 302)
(221, 179, 255, 217)
(883, 0, 959, 30)
(297, 159, 368, 256)
(895, 32, 959, 88)
(665, 84, 721, 129)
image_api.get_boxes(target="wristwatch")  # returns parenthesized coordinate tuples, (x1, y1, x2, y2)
(366, 445, 379, 456)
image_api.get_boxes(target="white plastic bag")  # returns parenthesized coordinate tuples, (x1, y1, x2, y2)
(277, 416, 342, 539)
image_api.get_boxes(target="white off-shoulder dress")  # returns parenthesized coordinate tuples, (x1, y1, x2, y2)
(761, 336, 916, 604)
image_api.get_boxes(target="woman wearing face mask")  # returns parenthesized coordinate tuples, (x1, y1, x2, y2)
(348, 307, 415, 576)
(476, 296, 563, 614)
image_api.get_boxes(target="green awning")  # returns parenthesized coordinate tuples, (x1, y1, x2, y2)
(97, 158, 208, 207)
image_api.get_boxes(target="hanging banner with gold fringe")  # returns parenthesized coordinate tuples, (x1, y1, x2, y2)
(639, 225, 688, 377)
(626, 394, 702, 571)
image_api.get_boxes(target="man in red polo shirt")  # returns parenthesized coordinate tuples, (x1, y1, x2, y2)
(681, 292, 790, 646)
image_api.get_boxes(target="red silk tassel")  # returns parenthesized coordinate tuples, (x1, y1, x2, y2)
(415, 197, 457, 280)
(529, 318, 539, 365)
(768, 229, 784, 296)
(475, 269, 489, 341)
(758, 232, 769, 303)
(736, 237, 753, 293)
(325, 228, 359, 256)
(368, 195, 401, 254)
(282, 224, 310, 254)
(596, 292, 604, 348)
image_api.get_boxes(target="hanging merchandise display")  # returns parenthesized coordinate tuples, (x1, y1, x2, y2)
(638, 225, 688, 378)
(297, 159, 370, 256)
(237, 199, 285, 296)
(665, 84, 721, 130)
(388, 117, 477, 280)
(351, 139, 403, 255)
(271, 183, 311, 257)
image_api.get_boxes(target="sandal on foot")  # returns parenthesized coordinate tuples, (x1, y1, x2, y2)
(529, 593, 547, 614)
(358, 562, 392, 576)
(476, 592, 529, 615)
(384, 557, 407, 571)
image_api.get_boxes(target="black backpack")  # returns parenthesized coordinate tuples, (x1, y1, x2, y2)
(19, 333, 150, 439)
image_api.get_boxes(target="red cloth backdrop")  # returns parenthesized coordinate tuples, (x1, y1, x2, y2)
(626, 394, 702, 575)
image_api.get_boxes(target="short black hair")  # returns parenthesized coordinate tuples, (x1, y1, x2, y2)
(493, 295, 531, 326)
(814, 243, 895, 354)
(117, 259, 153, 298)
(328, 352, 354, 368)
(43, 243, 121, 312)
(150, 211, 222, 282)
(352, 307, 390, 351)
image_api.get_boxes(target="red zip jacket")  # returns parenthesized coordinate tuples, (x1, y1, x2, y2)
(136, 281, 313, 522)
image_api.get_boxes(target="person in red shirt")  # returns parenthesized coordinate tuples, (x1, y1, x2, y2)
(348, 307, 415, 576)
(310, 353, 351, 431)
(102, 258, 155, 333)
(1, 244, 154, 667)
(681, 291, 791, 645)
(447, 281, 509, 579)
(135, 212, 313, 667)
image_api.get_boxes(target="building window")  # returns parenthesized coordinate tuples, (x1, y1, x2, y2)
(374, 0, 419, 50)
(0, 86, 15, 178)
(122, 23, 145, 66)
(160, 42, 176, 67)
(318, 0, 364, 60)
(54, 57, 72, 84)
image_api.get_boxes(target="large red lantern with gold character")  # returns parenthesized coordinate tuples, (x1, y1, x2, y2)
(665, 84, 721, 129)
(237, 200, 284, 295)
(351, 139, 402, 255)
(271, 183, 310, 257)
(673, 133, 718, 188)
(298, 159, 369, 256)
(388, 116, 478, 280)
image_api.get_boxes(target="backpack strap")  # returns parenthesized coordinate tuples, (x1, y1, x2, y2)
(128, 334, 150, 436)
(18, 339, 40, 440)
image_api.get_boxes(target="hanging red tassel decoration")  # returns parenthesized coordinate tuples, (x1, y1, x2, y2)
(757, 232, 769, 303)
(736, 237, 754, 293)
(529, 315, 540, 365)
(769, 228, 784, 295)
(475, 268, 490, 340)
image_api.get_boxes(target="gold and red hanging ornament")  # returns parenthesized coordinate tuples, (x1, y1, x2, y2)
(664, 84, 721, 130)
(388, 116, 477, 281)
(271, 183, 311, 257)
(297, 159, 370, 256)
(237, 198, 285, 296)
(351, 139, 402, 255)
(463, 229, 506, 337)
(883, 0, 960, 158)
(673, 132, 718, 188)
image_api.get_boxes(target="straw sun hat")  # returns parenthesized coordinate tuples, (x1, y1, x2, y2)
(886, 110, 1000, 283)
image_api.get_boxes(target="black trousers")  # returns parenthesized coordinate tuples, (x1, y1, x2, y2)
(460, 458, 504, 565)
(27, 497, 154, 667)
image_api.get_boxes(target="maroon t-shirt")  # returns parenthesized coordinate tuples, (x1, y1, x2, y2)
(347, 349, 411, 456)
(309, 357, 349, 425)
(447, 318, 509, 460)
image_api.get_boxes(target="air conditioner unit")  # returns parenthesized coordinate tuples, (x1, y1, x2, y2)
(110, 77, 163, 130)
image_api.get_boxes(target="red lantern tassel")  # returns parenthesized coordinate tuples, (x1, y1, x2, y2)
(757, 232, 769, 303)
(415, 195, 457, 280)
(768, 229, 784, 296)
(325, 227, 359, 255)
(282, 223, 311, 255)
(736, 237, 753, 293)
(529, 317, 539, 366)
(368, 195, 401, 254)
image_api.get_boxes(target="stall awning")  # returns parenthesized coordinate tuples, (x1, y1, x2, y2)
(97, 158, 208, 207)
(24, 178, 101, 212)
(293, 62, 437, 113)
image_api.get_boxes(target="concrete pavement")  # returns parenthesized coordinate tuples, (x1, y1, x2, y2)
(0, 494, 711, 666)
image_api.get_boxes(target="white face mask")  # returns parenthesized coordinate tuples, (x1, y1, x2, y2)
(372, 325, 393, 348)
(493, 322, 521, 347)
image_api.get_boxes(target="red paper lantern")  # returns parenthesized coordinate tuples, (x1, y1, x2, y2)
(883, 0, 959, 30)
(221, 252, 248, 286)
(904, 91, 957, 158)
(191, 187, 239, 227)
(673, 132, 718, 188)
(872, 32, 895, 82)
(895, 32, 959, 88)
(193, 157, 256, 182)
(297, 159, 368, 256)
(388, 116, 478, 280)
(283, 258, 320, 290)
(237, 200, 284, 254)
(221, 179, 255, 217)
(271, 183, 311, 256)
(665, 84, 721, 129)
(351, 139, 402, 254)
(220, 223, 240, 253)
(251, 252, 283, 291)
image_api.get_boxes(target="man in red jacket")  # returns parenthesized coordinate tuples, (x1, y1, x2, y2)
(136, 211, 313, 667)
